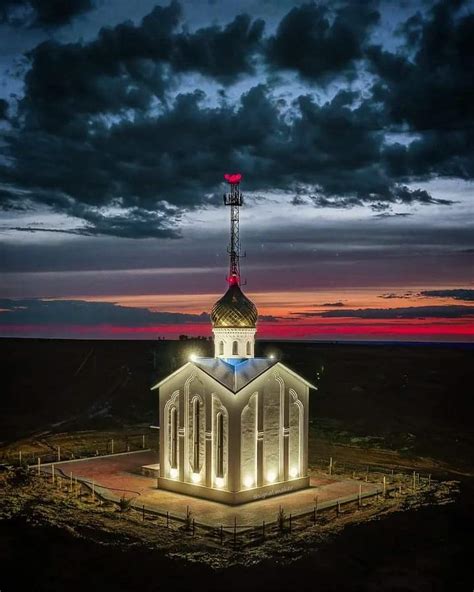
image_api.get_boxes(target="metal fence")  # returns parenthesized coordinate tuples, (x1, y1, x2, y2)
(0, 434, 154, 467)
(26, 456, 434, 550)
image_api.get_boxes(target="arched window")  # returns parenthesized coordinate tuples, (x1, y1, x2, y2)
(232, 340, 239, 355)
(192, 398, 200, 472)
(219, 341, 224, 356)
(170, 406, 178, 469)
(216, 412, 224, 478)
(246, 341, 251, 355)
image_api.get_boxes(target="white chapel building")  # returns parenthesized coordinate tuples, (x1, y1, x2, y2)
(151, 175, 314, 504)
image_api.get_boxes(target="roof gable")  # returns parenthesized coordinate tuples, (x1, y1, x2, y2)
(151, 358, 316, 394)
(193, 357, 277, 393)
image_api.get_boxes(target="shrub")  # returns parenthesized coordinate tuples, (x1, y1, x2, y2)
(118, 494, 133, 512)
(8, 465, 33, 487)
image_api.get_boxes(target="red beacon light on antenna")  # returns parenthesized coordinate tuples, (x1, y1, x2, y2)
(224, 173, 242, 184)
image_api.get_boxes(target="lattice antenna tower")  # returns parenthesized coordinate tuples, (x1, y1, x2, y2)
(223, 173, 244, 286)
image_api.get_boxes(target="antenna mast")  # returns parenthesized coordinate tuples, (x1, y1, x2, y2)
(223, 173, 243, 286)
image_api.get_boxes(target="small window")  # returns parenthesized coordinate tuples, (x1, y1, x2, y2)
(219, 341, 224, 355)
(246, 341, 251, 355)
(232, 340, 238, 355)
(216, 412, 224, 478)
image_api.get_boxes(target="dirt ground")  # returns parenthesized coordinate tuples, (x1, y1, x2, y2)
(0, 462, 458, 566)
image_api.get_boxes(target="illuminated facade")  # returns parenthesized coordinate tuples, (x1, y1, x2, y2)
(152, 175, 313, 504)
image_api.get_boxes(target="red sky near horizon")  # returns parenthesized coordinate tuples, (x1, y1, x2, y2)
(1, 286, 473, 342)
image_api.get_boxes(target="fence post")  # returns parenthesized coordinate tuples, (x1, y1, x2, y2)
(428, 473, 431, 488)
(111, 439, 114, 454)
(57, 446, 61, 462)
(329, 457, 333, 475)
(412, 471, 416, 491)
(19, 450, 22, 465)
(383, 475, 387, 498)
(142, 505, 145, 521)
(51, 463, 55, 484)
(366, 466, 369, 482)
(337, 500, 341, 515)
(142, 435, 146, 449)
(166, 511, 169, 528)
(358, 483, 362, 508)
(69, 472, 73, 493)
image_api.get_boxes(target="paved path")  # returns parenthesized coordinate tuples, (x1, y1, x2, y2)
(47, 451, 381, 526)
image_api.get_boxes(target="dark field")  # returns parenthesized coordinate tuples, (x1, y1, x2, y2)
(1, 338, 473, 591)
(2, 338, 473, 468)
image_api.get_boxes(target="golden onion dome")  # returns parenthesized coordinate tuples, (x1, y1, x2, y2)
(211, 284, 258, 328)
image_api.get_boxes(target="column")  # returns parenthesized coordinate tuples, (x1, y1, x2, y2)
(283, 386, 289, 481)
(205, 393, 212, 487)
(256, 391, 264, 487)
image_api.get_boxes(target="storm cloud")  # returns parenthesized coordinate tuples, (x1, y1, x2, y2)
(421, 289, 474, 302)
(317, 305, 474, 320)
(0, 0, 94, 28)
(0, 0, 473, 239)
(0, 298, 210, 326)
(266, 0, 379, 81)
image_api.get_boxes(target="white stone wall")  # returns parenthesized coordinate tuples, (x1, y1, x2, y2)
(263, 375, 283, 484)
(289, 389, 303, 478)
(240, 392, 258, 488)
(157, 362, 310, 503)
(187, 394, 205, 483)
(212, 327, 256, 359)
(212, 393, 228, 488)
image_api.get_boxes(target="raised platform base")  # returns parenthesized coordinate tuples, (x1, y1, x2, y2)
(141, 463, 160, 478)
(157, 475, 311, 505)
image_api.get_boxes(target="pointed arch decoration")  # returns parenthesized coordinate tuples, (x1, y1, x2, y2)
(289, 388, 304, 478)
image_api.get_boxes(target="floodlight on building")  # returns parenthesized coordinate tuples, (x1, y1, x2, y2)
(243, 476, 254, 488)
(266, 471, 277, 483)
(289, 467, 298, 479)
(269, 354, 275, 360)
(189, 353, 198, 362)
(170, 468, 178, 479)
(215, 477, 225, 488)
(191, 472, 201, 484)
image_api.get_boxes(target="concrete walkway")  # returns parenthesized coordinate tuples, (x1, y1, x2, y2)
(46, 450, 381, 527)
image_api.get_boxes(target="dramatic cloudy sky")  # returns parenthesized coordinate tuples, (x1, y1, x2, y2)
(0, 0, 473, 341)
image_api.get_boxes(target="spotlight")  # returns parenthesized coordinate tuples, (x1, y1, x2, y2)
(170, 467, 178, 479)
(266, 471, 277, 483)
(289, 467, 298, 479)
(189, 353, 198, 362)
(243, 476, 254, 488)
(215, 477, 225, 488)
(191, 472, 201, 484)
